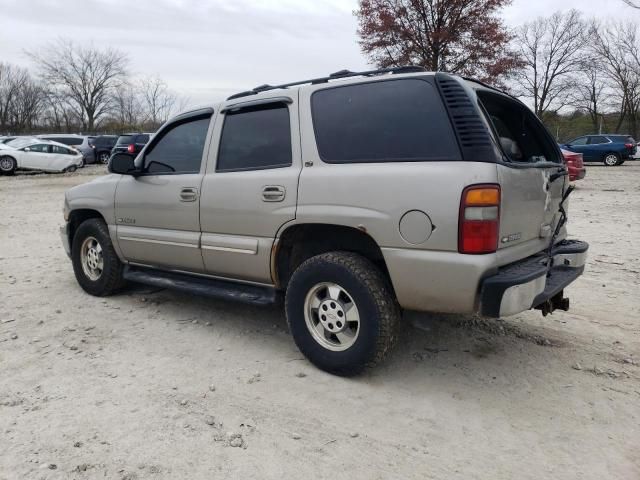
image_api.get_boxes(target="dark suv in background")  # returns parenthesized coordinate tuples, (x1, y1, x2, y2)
(89, 135, 118, 164)
(111, 133, 151, 157)
(561, 134, 637, 166)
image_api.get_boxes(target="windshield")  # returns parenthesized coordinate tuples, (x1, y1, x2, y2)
(116, 135, 133, 145)
(7, 137, 37, 148)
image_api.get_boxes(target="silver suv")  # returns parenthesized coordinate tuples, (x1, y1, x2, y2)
(60, 67, 588, 375)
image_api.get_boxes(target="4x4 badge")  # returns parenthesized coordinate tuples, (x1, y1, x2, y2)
(117, 217, 136, 224)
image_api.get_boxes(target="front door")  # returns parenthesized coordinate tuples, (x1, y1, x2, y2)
(114, 111, 213, 272)
(199, 95, 301, 284)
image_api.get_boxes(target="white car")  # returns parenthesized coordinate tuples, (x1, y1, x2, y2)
(0, 139, 84, 175)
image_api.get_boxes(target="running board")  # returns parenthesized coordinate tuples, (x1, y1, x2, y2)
(123, 266, 280, 306)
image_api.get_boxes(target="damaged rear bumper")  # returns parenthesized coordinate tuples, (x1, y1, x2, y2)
(480, 240, 588, 318)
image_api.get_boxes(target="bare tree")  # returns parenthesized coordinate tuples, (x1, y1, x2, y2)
(28, 39, 128, 132)
(110, 83, 144, 130)
(138, 76, 178, 128)
(590, 21, 640, 137)
(0, 63, 46, 134)
(513, 10, 585, 117)
(569, 60, 610, 132)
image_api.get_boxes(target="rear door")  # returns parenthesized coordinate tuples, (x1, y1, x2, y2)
(587, 135, 610, 161)
(199, 94, 301, 284)
(478, 90, 567, 259)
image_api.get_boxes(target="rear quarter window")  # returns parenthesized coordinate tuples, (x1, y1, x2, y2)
(311, 79, 461, 163)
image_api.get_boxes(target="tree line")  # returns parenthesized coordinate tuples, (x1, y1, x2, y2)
(0, 39, 187, 136)
(356, 1, 640, 140)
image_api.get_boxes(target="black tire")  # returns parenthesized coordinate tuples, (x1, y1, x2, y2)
(71, 218, 125, 296)
(79, 157, 86, 168)
(619, 160, 625, 165)
(0, 155, 17, 175)
(285, 251, 400, 375)
(64, 165, 77, 173)
(603, 152, 620, 166)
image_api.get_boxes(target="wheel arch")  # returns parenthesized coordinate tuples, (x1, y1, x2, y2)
(272, 223, 393, 292)
(67, 209, 108, 251)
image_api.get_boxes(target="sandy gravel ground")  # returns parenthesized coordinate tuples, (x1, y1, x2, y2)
(1, 163, 639, 480)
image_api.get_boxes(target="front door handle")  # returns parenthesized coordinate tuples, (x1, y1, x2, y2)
(180, 187, 198, 202)
(262, 185, 285, 202)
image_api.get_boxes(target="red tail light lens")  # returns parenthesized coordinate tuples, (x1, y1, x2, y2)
(625, 143, 634, 149)
(127, 144, 135, 154)
(459, 185, 500, 254)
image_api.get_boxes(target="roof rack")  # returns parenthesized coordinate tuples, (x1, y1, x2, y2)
(226, 65, 427, 101)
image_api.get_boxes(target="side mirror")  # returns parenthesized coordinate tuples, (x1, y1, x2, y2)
(108, 153, 139, 175)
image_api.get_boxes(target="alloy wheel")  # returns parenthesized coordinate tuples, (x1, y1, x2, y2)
(303, 282, 360, 351)
(80, 236, 104, 281)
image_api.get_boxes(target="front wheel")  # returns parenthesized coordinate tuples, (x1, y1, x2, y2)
(603, 153, 620, 166)
(71, 218, 125, 296)
(285, 252, 400, 375)
(0, 156, 17, 175)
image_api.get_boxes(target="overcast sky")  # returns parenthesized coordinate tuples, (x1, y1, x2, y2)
(0, 0, 636, 106)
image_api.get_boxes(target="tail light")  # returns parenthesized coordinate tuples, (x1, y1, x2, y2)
(625, 143, 634, 149)
(459, 184, 500, 254)
(127, 144, 135, 154)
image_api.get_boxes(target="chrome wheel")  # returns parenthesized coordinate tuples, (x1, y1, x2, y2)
(0, 156, 14, 171)
(99, 152, 110, 164)
(80, 236, 104, 281)
(304, 282, 360, 351)
(604, 154, 619, 166)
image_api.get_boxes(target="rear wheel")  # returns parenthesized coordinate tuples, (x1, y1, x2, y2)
(64, 165, 77, 173)
(0, 156, 16, 175)
(71, 218, 125, 296)
(603, 153, 620, 166)
(285, 251, 400, 375)
(98, 152, 110, 164)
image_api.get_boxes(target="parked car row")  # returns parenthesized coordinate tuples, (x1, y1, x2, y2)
(0, 132, 152, 174)
(0, 138, 84, 175)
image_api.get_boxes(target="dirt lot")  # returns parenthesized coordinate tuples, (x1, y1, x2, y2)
(1, 163, 639, 480)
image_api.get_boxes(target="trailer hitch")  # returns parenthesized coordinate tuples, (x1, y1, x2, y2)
(536, 290, 570, 316)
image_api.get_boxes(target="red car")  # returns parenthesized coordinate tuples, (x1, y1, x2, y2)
(561, 149, 586, 181)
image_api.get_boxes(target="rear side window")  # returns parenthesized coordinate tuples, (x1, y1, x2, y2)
(589, 136, 608, 144)
(58, 137, 83, 146)
(311, 79, 461, 163)
(216, 103, 292, 172)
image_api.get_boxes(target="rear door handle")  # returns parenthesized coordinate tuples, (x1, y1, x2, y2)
(180, 187, 198, 202)
(262, 185, 285, 202)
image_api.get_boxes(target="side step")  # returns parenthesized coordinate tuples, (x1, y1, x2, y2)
(123, 266, 280, 306)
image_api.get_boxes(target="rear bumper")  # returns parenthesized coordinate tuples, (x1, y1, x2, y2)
(480, 240, 588, 317)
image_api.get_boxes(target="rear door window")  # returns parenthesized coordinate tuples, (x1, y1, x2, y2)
(588, 136, 608, 144)
(216, 103, 292, 172)
(311, 79, 460, 163)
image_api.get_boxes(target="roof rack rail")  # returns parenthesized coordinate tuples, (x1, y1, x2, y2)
(226, 65, 427, 101)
